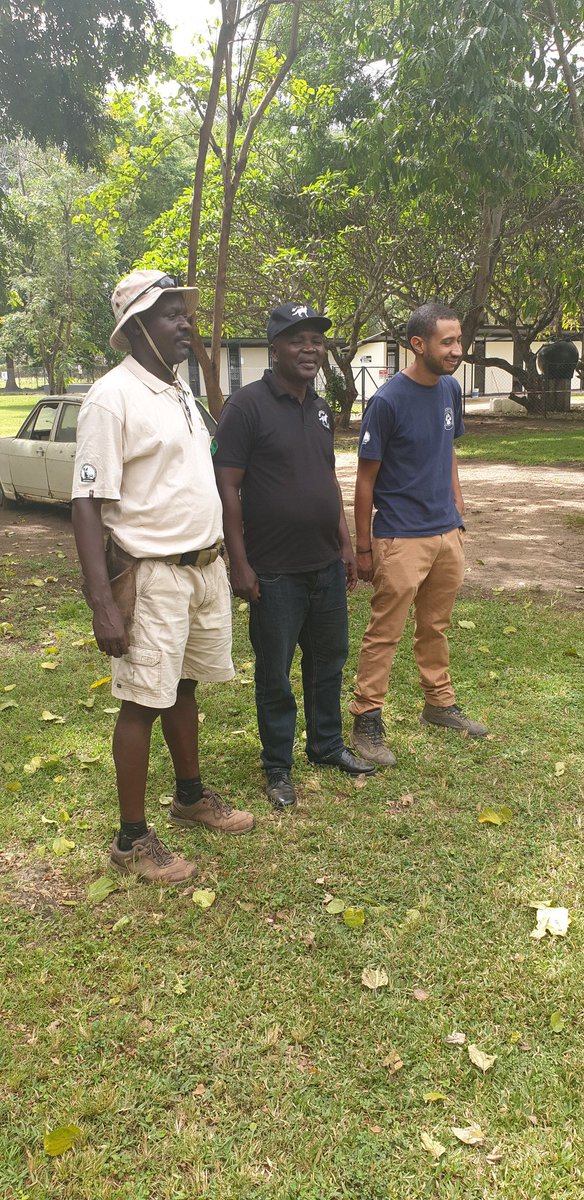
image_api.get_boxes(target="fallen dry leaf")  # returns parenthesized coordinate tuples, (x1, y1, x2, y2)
(369, 1124, 383, 1134)
(193, 1083, 206, 1096)
(361, 966, 389, 990)
(451, 1123, 485, 1146)
(445, 1031, 466, 1046)
(530, 906, 570, 939)
(468, 1044, 497, 1073)
(412, 987, 430, 1002)
(420, 1131, 446, 1159)
(486, 1144, 504, 1164)
(382, 1048, 403, 1074)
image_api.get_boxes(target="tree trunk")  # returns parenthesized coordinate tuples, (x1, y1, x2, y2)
(461, 200, 503, 352)
(192, 328, 223, 420)
(3, 355, 19, 392)
(541, 377, 572, 413)
(522, 355, 546, 415)
(336, 360, 358, 431)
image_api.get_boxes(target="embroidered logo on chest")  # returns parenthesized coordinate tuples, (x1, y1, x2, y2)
(444, 407, 454, 430)
(317, 409, 331, 430)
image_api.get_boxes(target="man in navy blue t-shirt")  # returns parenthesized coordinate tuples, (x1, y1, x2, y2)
(349, 303, 488, 766)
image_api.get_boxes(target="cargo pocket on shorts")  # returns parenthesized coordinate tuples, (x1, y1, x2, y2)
(114, 645, 161, 695)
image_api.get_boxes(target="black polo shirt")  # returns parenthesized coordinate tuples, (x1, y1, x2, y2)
(214, 370, 341, 573)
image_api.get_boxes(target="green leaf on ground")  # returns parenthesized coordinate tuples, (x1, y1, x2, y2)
(343, 906, 366, 928)
(192, 889, 216, 909)
(478, 805, 512, 825)
(43, 1124, 82, 1155)
(52, 837, 75, 856)
(87, 877, 117, 905)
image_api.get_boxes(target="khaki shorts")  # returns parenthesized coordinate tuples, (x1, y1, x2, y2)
(111, 555, 234, 708)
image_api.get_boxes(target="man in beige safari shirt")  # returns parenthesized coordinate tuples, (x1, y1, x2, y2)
(72, 269, 253, 884)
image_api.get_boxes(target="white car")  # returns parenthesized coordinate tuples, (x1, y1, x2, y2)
(0, 397, 80, 506)
(0, 393, 217, 507)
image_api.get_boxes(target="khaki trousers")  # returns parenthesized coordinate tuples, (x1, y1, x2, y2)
(350, 528, 465, 715)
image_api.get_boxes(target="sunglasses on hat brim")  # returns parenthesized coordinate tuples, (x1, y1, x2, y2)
(119, 274, 184, 319)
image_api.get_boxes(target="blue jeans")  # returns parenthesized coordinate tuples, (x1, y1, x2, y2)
(248, 560, 349, 773)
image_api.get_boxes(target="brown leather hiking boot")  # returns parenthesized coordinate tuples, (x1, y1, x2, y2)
(420, 703, 488, 737)
(350, 709, 397, 767)
(109, 827, 198, 883)
(169, 788, 255, 834)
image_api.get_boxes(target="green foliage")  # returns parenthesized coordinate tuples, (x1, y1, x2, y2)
(324, 368, 348, 415)
(0, 0, 169, 165)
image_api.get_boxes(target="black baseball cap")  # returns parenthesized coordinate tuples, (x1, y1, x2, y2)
(267, 301, 332, 343)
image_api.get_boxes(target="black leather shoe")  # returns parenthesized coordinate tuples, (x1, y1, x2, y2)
(265, 770, 297, 810)
(309, 747, 376, 775)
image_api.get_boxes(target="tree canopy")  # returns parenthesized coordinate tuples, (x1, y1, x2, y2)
(0, 0, 168, 164)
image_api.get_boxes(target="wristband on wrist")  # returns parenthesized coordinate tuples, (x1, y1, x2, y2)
(356, 546, 372, 554)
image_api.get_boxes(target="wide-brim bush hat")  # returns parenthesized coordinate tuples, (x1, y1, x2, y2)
(110, 269, 199, 352)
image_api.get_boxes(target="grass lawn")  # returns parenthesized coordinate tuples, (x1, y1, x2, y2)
(449, 425, 584, 468)
(0, 394, 40, 437)
(0, 539, 583, 1199)
(335, 422, 584, 467)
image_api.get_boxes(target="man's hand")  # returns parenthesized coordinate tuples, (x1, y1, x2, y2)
(92, 601, 129, 657)
(356, 548, 374, 583)
(229, 561, 261, 604)
(342, 546, 358, 591)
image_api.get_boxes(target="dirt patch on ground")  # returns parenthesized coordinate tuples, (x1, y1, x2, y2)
(0, 849, 81, 914)
(1, 459, 584, 608)
(0, 501, 74, 562)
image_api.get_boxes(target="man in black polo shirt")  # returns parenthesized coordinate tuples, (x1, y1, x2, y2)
(214, 302, 374, 809)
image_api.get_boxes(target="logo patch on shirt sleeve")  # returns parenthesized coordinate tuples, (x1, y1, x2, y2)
(444, 407, 454, 430)
(362, 430, 371, 445)
(79, 463, 97, 483)
(317, 409, 331, 430)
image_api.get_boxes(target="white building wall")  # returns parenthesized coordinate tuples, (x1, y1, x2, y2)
(240, 346, 268, 387)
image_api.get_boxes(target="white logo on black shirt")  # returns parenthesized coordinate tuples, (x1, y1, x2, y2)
(317, 409, 331, 430)
(444, 407, 454, 430)
(79, 463, 97, 482)
(362, 430, 371, 445)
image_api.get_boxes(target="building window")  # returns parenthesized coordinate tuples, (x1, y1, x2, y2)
(227, 342, 242, 393)
(474, 339, 486, 394)
(188, 350, 201, 396)
(386, 346, 398, 376)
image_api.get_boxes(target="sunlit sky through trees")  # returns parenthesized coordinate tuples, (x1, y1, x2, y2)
(156, 0, 217, 51)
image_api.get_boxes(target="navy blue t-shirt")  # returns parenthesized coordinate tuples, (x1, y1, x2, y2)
(358, 372, 464, 538)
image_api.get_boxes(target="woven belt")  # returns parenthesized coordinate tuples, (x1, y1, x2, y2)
(163, 542, 223, 568)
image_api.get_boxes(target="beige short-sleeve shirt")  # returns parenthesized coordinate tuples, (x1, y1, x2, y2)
(72, 356, 223, 557)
